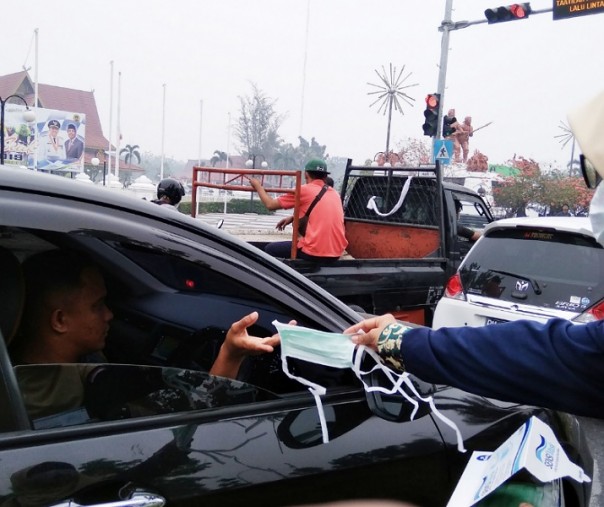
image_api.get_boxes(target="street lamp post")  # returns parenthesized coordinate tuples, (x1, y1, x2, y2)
(246, 154, 268, 211)
(91, 156, 107, 186)
(0, 95, 35, 166)
(245, 154, 268, 170)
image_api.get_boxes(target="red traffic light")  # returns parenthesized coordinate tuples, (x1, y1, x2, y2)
(510, 3, 528, 17)
(422, 93, 441, 137)
(485, 3, 532, 23)
(425, 94, 440, 109)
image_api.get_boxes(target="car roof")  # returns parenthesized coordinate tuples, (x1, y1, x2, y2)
(484, 216, 594, 237)
(442, 180, 485, 198)
(442, 180, 474, 193)
(1, 165, 356, 276)
(0, 166, 196, 222)
(2, 166, 146, 203)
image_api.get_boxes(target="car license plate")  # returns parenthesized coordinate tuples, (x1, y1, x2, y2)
(485, 317, 508, 325)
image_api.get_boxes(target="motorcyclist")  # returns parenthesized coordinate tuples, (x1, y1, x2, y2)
(152, 178, 185, 208)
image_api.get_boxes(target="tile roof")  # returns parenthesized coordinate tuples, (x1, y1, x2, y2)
(0, 71, 30, 98)
(0, 70, 109, 151)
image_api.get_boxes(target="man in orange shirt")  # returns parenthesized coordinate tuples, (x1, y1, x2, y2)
(248, 159, 348, 262)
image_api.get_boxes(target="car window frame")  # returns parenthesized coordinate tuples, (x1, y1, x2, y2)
(0, 190, 357, 328)
(0, 189, 362, 437)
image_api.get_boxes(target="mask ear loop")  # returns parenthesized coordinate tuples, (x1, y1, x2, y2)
(274, 321, 465, 451)
(353, 345, 466, 453)
(309, 389, 329, 444)
(280, 352, 330, 444)
(351, 345, 420, 418)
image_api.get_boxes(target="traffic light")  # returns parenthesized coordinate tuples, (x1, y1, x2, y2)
(422, 93, 440, 137)
(443, 114, 457, 138)
(485, 3, 532, 23)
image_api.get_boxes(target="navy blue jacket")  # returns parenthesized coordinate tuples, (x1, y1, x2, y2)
(403, 318, 604, 418)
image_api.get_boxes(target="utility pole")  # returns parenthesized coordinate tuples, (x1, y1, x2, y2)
(435, 1, 490, 139)
(432, 0, 553, 159)
(434, 1, 552, 140)
(160, 83, 166, 180)
(436, 0, 454, 140)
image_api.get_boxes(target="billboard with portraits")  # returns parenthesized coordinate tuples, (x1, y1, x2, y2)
(34, 108, 86, 172)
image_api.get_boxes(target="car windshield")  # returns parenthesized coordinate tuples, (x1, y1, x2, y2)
(459, 228, 604, 310)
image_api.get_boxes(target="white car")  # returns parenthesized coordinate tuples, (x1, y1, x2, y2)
(433, 216, 604, 329)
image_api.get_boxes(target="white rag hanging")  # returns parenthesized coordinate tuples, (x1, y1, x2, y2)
(366, 176, 413, 217)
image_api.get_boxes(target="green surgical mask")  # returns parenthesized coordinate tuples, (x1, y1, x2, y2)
(277, 323, 358, 370)
(273, 321, 465, 452)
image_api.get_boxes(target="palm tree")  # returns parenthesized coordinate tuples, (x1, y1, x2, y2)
(210, 150, 228, 167)
(274, 144, 298, 170)
(120, 144, 141, 166)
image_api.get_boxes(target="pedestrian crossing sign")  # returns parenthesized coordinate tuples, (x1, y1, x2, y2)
(433, 139, 453, 165)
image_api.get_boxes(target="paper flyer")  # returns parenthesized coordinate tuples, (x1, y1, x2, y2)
(447, 416, 591, 507)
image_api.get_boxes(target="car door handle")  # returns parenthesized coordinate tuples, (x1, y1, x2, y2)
(50, 490, 166, 507)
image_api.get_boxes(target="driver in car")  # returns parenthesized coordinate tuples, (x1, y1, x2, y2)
(10, 249, 281, 418)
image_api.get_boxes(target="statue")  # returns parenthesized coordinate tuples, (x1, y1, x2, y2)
(443, 109, 459, 138)
(454, 116, 474, 163)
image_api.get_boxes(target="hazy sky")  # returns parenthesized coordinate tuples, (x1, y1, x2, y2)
(3, 0, 603, 169)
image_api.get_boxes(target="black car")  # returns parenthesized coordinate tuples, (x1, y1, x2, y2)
(0, 168, 593, 507)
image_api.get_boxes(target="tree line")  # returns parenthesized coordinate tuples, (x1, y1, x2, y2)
(491, 155, 593, 217)
(102, 83, 589, 214)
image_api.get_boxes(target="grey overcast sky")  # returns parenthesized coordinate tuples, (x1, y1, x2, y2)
(3, 0, 603, 169)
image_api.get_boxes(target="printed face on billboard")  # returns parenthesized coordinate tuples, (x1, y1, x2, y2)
(29, 108, 87, 172)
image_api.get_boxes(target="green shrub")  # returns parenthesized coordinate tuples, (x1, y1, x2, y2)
(178, 202, 192, 215)
(178, 199, 274, 216)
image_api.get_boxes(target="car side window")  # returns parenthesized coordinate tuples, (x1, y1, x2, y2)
(99, 239, 323, 392)
(0, 222, 358, 434)
(14, 364, 277, 430)
(1, 225, 355, 425)
(456, 195, 491, 230)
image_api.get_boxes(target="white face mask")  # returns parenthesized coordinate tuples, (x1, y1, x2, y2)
(273, 320, 465, 452)
(589, 183, 604, 247)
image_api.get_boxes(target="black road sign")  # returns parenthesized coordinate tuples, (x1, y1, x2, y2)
(553, 0, 604, 20)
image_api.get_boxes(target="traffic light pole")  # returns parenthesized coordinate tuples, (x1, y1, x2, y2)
(435, 0, 455, 141)
(435, 1, 553, 141)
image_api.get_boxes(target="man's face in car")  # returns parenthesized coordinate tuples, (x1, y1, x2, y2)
(57, 267, 113, 357)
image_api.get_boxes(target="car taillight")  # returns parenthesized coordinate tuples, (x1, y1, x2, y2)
(573, 300, 604, 323)
(444, 273, 466, 300)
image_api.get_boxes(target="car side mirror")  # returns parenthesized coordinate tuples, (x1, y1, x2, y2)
(277, 402, 372, 449)
(362, 354, 435, 422)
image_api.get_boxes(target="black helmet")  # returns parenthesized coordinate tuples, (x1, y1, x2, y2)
(157, 178, 185, 205)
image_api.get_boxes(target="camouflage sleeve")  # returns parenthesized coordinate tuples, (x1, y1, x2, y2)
(377, 323, 413, 372)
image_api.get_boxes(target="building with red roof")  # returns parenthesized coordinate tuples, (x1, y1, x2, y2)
(0, 70, 143, 180)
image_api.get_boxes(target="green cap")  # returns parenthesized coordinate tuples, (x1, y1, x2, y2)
(304, 158, 329, 174)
